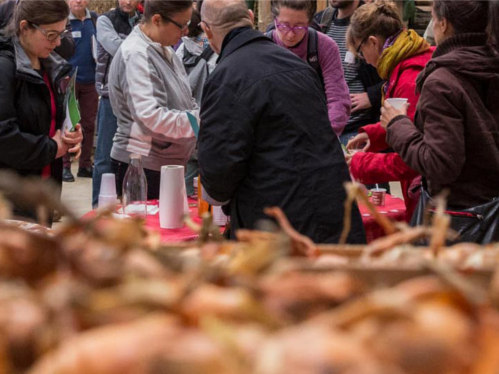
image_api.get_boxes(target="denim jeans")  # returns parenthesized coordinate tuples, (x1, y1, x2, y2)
(92, 97, 118, 207)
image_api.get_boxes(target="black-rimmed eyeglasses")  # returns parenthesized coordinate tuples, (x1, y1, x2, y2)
(162, 16, 191, 31)
(356, 37, 367, 60)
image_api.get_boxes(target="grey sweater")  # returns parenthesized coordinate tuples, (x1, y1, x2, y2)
(109, 26, 198, 171)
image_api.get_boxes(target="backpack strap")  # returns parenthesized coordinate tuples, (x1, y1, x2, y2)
(307, 28, 324, 88)
(319, 7, 335, 34)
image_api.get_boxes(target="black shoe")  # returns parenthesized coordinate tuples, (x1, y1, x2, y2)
(63, 168, 75, 182)
(77, 167, 93, 178)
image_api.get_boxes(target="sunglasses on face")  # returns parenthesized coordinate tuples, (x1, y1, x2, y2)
(31, 23, 69, 42)
(162, 16, 191, 32)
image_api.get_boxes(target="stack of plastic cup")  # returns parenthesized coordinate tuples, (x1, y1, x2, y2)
(98, 173, 118, 209)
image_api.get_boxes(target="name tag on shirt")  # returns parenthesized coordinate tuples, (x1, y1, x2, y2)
(72, 31, 82, 38)
(345, 51, 356, 64)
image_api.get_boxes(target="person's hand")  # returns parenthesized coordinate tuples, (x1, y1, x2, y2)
(62, 123, 83, 146)
(69, 143, 82, 160)
(381, 101, 409, 130)
(52, 130, 70, 159)
(350, 93, 372, 113)
(345, 149, 360, 167)
(346, 132, 370, 152)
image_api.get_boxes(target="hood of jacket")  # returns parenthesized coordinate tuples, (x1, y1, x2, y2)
(181, 36, 205, 56)
(417, 33, 499, 91)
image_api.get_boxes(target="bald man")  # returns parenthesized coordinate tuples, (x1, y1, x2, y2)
(198, 0, 365, 244)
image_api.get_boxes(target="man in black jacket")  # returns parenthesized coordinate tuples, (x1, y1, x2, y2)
(198, 0, 365, 244)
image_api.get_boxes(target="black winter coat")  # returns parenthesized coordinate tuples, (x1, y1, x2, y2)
(0, 35, 72, 186)
(198, 28, 365, 244)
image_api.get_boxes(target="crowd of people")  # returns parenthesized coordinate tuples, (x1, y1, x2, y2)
(0, 0, 498, 244)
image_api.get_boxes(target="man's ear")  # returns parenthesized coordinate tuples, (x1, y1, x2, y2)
(248, 9, 255, 25)
(204, 24, 213, 40)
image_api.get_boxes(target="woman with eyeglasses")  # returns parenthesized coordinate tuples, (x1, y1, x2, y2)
(0, 0, 83, 224)
(344, 1, 433, 221)
(108, 0, 198, 200)
(268, 0, 350, 138)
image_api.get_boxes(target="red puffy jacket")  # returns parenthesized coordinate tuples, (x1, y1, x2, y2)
(350, 49, 434, 221)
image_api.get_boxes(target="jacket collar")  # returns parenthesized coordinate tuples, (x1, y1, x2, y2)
(416, 33, 490, 92)
(69, 9, 91, 21)
(218, 27, 270, 63)
(11, 35, 71, 84)
(133, 25, 174, 63)
(432, 32, 488, 59)
(117, 6, 139, 27)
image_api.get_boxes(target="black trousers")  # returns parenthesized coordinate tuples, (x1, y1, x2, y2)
(111, 158, 161, 200)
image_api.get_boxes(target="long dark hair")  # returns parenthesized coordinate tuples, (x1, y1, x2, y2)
(143, 0, 193, 23)
(6, 0, 69, 36)
(433, 0, 499, 50)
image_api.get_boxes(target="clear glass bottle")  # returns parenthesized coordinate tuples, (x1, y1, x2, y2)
(122, 154, 148, 219)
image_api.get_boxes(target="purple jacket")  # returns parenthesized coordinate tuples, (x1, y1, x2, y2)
(273, 30, 350, 136)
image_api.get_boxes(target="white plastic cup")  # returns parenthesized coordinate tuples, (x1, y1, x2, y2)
(385, 98, 408, 109)
(98, 173, 118, 209)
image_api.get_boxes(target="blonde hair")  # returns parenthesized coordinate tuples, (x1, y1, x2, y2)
(346, 0, 403, 52)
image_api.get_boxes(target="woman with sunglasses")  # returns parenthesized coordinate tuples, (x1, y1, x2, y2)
(0, 0, 83, 224)
(269, 0, 350, 137)
(344, 1, 433, 221)
(108, 0, 198, 200)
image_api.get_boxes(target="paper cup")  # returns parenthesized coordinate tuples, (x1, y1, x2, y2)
(371, 188, 387, 206)
(385, 98, 408, 109)
(100, 173, 117, 196)
(98, 173, 117, 209)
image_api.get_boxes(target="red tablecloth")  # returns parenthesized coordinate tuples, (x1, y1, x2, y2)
(82, 198, 206, 242)
(358, 194, 406, 243)
(144, 199, 204, 242)
(84, 195, 405, 243)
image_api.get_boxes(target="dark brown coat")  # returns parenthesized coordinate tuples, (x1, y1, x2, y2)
(387, 33, 499, 209)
